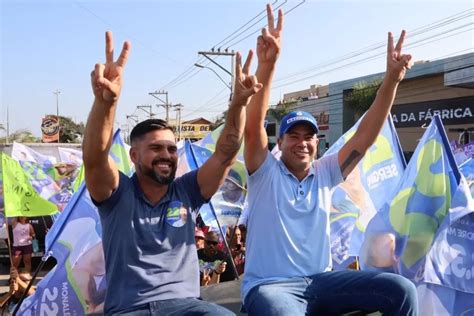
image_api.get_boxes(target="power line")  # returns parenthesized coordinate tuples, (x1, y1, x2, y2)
(272, 9, 473, 84)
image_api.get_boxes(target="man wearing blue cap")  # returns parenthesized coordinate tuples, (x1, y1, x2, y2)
(241, 4, 418, 316)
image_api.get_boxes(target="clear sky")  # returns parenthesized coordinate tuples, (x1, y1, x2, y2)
(1, 0, 473, 137)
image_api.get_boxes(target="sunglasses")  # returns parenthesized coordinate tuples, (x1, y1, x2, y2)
(205, 240, 218, 246)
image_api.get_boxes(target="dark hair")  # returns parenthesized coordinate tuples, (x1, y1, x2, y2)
(129, 119, 174, 144)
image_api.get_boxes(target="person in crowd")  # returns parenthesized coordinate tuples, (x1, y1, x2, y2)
(0, 267, 36, 314)
(226, 226, 245, 275)
(11, 217, 35, 276)
(198, 231, 230, 285)
(241, 4, 418, 316)
(82, 31, 262, 314)
(195, 228, 205, 250)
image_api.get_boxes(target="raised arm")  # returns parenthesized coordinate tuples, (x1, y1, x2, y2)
(198, 51, 262, 200)
(244, 4, 283, 173)
(338, 30, 412, 179)
(83, 31, 131, 202)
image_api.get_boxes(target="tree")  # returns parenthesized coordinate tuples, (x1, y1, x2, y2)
(345, 79, 382, 117)
(211, 111, 227, 130)
(267, 100, 296, 121)
(0, 129, 40, 143)
(45, 115, 85, 143)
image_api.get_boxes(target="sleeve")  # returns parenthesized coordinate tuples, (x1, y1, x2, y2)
(173, 169, 208, 211)
(247, 151, 276, 181)
(315, 153, 343, 188)
(91, 171, 128, 215)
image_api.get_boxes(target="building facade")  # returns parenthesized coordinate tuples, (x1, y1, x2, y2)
(270, 52, 474, 157)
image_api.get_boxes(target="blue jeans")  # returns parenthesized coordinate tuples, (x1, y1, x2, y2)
(244, 270, 418, 316)
(118, 298, 235, 315)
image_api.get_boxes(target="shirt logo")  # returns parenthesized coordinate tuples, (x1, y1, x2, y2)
(165, 201, 188, 227)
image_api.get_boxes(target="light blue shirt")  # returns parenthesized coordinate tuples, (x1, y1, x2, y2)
(242, 152, 343, 303)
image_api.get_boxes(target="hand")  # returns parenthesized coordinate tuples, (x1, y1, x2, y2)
(215, 262, 227, 274)
(202, 269, 212, 286)
(256, 4, 284, 66)
(91, 31, 131, 106)
(385, 30, 412, 84)
(230, 51, 263, 106)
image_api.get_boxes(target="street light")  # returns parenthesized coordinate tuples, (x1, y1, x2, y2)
(53, 89, 61, 143)
(194, 63, 231, 91)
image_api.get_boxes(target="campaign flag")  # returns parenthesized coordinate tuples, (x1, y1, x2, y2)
(58, 147, 83, 166)
(11, 142, 57, 166)
(180, 140, 247, 229)
(460, 158, 474, 198)
(11, 142, 82, 211)
(416, 282, 474, 316)
(423, 210, 474, 295)
(0, 161, 5, 226)
(19, 130, 130, 315)
(12, 142, 61, 201)
(324, 115, 406, 269)
(1, 153, 57, 217)
(361, 115, 473, 282)
(72, 133, 132, 193)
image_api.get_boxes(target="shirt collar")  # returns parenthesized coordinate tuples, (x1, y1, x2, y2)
(278, 159, 315, 182)
(132, 173, 171, 206)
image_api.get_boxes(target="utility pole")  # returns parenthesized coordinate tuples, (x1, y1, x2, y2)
(126, 114, 138, 125)
(137, 105, 154, 119)
(173, 104, 183, 141)
(6, 105, 9, 145)
(198, 50, 235, 101)
(149, 90, 170, 123)
(53, 89, 61, 143)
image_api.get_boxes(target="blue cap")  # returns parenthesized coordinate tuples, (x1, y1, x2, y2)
(279, 111, 319, 138)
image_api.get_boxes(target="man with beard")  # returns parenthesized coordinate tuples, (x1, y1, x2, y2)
(83, 31, 262, 315)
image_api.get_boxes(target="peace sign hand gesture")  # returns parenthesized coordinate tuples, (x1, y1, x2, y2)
(257, 4, 284, 66)
(231, 50, 263, 107)
(386, 30, 412, 84)
(91, 31, 131, 107)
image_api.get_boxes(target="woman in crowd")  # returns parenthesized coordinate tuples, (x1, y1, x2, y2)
(12, 217, 35, 277)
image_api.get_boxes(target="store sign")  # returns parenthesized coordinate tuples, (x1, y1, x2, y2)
(391, 96, 474, 128)
(173, 124, 211, 139)
(316, 111, 330, 131)
(41, 116, 60, 142)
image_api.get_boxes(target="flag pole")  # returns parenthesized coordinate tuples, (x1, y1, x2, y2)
(187, 142, 240, 280)
(12, 252, 52, 316)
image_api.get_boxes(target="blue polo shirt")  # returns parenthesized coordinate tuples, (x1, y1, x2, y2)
(242, 152, 343, 303)
(96, 170, 206, 314)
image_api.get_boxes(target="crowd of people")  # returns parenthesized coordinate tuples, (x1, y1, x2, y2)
(78, 2, 419, 315)
(195, 223, 247, 286)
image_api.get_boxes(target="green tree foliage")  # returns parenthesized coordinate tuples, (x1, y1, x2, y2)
(267, 100, 297, 121)
(345, 79, 382, 115)
(0, 129, 40, 143)
(53, 115, 85, 143)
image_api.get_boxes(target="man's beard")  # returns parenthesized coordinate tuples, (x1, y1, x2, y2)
(139, 159, 177, 185)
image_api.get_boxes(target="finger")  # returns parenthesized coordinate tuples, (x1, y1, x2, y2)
(117, 41, 131, 67)
(267, 3, 275, 34)
(251, 83, 263, 95)
(90, 70, 95, 84)
(276, 9, 284, 34)
(95, 63, 105, 84)
(242, 50, 253, 75)
(394, 30, 406, 54)
(401, 54, 413, 69)
(257, 35, 265, 50)
(105, 31, 114, 63)
(262, 28, 278, 47)
(387, 32, 394, 57)
(235, 51, 242, 80)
